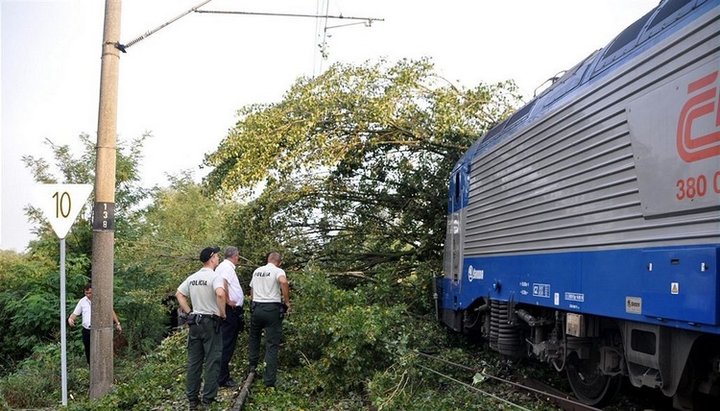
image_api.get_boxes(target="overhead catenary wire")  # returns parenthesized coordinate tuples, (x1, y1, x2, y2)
(195, 9, 383, 23)
(116, 0, 214, 52)
(116, 0, 382, 75)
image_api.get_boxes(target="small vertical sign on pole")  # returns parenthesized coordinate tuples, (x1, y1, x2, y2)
(35, 184, 92, 406)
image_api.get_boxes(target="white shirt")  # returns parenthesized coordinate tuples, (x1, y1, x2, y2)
(177, 267, 225, 315)
(250, 262, 286, 303)
(72, 296, 92, 329)
(216, 259, 244, 307)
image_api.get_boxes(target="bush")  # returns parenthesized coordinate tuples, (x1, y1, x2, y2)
(0, 343, 65, 408)
(0, 251, 90, 372)
(116, 289, 170, 354)
(67, 330, 188, 410)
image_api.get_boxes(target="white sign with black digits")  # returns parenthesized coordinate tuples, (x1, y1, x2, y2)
(34, 184, 93, 239)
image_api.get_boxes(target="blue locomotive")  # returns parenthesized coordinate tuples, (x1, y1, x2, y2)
(436, 0, 720, 408)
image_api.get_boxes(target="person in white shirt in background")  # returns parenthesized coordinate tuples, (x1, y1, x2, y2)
(216, 246, 245, 388)
(67, 283, 122, 364)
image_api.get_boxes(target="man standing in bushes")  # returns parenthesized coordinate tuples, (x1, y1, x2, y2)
(176, 247, 226, 410)
(248, 251, 290, 388)
(67, 283, 122, 364)
(217, 246, 244, 388)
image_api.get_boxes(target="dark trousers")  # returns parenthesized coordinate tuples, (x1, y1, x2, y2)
(82, 327, 91, 364)
(248, 303, 283, 386)
(186, 316, 222, 404)
(219, 305, 244, 384)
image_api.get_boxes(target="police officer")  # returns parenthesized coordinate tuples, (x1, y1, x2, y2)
(217, 246, 244, 388)
(248, 251, 290, 388)
(176, 246, 226, 410)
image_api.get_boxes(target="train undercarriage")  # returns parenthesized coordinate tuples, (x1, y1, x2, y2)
(443, 298, 720, 410)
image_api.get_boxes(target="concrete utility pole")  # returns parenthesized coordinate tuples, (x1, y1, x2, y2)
(90, 0, 121, 399)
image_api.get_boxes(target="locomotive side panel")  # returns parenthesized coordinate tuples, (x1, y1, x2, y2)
(464, 9, 719, 257)
(438, 1, 720, 407)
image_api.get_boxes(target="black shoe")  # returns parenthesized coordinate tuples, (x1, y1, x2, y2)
(201, 398, 216, 406)
(219, 378, 237, 388)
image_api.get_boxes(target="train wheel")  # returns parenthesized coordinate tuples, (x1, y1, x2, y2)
(566, 353, 622, 407)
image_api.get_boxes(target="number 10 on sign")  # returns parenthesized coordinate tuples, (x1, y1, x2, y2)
(36, 184, 93, 239)
(53, 191, 72, 219)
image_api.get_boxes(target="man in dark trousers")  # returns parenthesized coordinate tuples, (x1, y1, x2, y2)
(67, 283, 122, 364)
(248, 251, 290, 388)
(176, 246, 226, 410)
(216, 246, 244, 388)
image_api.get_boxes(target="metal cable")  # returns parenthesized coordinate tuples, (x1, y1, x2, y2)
(195, 9, 383, 22)
(117, 0, 214, 52)
(416, 363, 532, 411)
(415, 350, 600, 411)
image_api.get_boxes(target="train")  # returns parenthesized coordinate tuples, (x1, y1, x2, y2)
(436, 0, 720, 409)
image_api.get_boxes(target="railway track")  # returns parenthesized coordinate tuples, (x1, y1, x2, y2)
(415, 350, 602, 411)
(229, 351, 606, 410)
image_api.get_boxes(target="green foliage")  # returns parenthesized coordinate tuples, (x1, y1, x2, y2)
(1, 268, 560, 411)
(361, 261, 437, 316)
(116, 173, 229, 295)
(0, 342, 87, 409)
(205, 58, 521, 279)
(0, 250, 89, 371)
(57, 331, 187, 410)
(116, 289, 169, 353)
(221, 184, 299, 275)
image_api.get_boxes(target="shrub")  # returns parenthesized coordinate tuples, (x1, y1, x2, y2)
(116, 289, 170, 354)
(0, 251, 90, 372)
(0, 343, 63, 408)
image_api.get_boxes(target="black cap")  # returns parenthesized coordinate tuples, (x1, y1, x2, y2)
(199, 246, 220, 263)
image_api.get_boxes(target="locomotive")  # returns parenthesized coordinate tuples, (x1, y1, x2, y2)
(436, 0, 720, 408)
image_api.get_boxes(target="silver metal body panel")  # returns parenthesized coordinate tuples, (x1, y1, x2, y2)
(464, 8, 720, 257)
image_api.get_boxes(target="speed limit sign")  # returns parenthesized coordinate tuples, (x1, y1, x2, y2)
(35, 184, 92, 239)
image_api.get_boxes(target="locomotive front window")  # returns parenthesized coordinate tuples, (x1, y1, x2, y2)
(648, 0, 693, 30)
(602, 9, 655, 59)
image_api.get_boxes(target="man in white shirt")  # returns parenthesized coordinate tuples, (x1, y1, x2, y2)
(248, 251, 290, 387)
(67, 283, 122, 364)
(216, 246, 245, 388)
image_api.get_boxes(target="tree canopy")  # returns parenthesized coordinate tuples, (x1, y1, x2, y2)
(204, 58, 521, 275)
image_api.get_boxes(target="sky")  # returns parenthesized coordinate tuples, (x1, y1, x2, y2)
(1, 0, 660, 252)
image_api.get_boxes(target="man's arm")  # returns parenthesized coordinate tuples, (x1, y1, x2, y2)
(224, 278, 236, 306)
(176, 291, 191, 314)
(67, 300, 83, 327)
(278, 275, 290, 310)
(215, 287, 227, 318)
(112, 310, 122, 332)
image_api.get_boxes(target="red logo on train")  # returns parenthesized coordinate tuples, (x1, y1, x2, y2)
(676, 71, 720, 162)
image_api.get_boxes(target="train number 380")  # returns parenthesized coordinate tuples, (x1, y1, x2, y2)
(676, 171, 720, 200)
